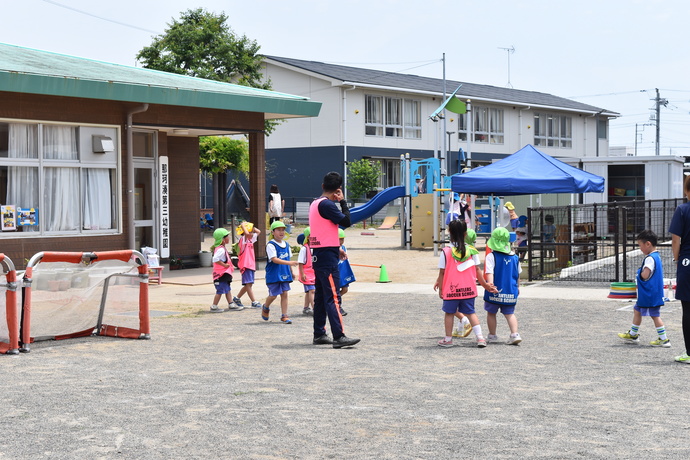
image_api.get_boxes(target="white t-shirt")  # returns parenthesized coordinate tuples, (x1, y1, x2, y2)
(266, 239, 287, 260)
(298, 246, 310, 264)
(212, 246, 228, 263)
(484, 251, 522, 274)
(438, 251, 481, 269)
(269, 193, 282, 217)
(642, 253, 656, 276)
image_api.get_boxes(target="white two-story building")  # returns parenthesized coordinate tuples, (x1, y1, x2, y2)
(262, 56, 621, 204)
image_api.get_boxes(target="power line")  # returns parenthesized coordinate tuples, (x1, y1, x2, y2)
(41, 0, 159, 34)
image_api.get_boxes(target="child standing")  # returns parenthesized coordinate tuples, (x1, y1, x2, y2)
(262, 221, 299, 324)
(618, 229, 670, 347)
(483, 227, 522, 345)
(504, 201, 519, 231)
(542, 214, 556, 258)
(515, 227, 528, 262)
(234, 221, 263, 309)
(452, 229, 477, 338)
(210, 228, 244, 313)
(297, 228, 316, 316)
(338, 228, 356, 317)
(433, 220, 496, 348)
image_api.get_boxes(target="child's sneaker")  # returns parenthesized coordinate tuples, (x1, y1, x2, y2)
(507, 333, 522, 345)
(227, 302, 244, 311)
(261, 305, 270, 321)
(437, 338, 453, 348)
(487, 334, 499, 343)
(232, 296, 244, 307)
(618, 331, 640, 343)
(210, 304, 225, 313)
(674, 352, 690, 363)
(650, 338, 671, 348)
(303, 307, 313, 316)
(477, 337, 487, 348)
(251, 301, 263, 309)
(280, 315, 292, 324)
(461, 322, 473, 338)
(452, 327, 460, 338)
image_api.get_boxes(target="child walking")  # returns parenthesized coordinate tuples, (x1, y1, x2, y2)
(433, 220, 496, 348)
(262, 221, 298, 324)
(234, 221, 263, 309)
(210, 228, 244, 313)
(297, 228, 316, 316)
(452, 229, 477, 338)
(483, 227, 522, 345)
(618, 229, 670, 347)
(338, 228, 356, 316)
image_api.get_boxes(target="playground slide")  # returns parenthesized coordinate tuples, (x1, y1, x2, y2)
(349, 186, 406, 224)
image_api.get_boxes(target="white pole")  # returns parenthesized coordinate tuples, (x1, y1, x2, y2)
(433, 182, 439, 256)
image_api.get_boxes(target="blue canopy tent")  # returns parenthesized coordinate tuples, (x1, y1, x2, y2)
(451, 144, 605, 195)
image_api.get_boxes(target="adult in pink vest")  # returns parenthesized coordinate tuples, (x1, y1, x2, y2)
(308, 172, 360, 349)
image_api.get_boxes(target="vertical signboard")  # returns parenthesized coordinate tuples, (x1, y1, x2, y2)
(159, 156, 170, 258)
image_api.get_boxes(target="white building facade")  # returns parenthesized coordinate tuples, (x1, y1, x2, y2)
(262, 56, 618, 202)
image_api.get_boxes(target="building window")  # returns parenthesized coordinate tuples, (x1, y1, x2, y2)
(598, 118, 608, 139)
(366, 95, 421, 139)
(376, 158, 400, 189)
(0, 121, 119, 236)
(534, 113, 572, 148)
(457, 106, 504, 144)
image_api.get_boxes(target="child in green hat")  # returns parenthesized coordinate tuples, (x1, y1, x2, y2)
(210, 228, 244, 313)
(483, 227, 522, 345)
(262, 221, 299, 324)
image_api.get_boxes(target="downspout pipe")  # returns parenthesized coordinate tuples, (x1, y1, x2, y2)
(342, 85, 356, 200)
(126, 103, 150, 250)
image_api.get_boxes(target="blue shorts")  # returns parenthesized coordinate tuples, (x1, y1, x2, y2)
(214, 278, 231, 295)
(267, 282, 291, 297)
(441, 297, 476, 315)
(635, 305, 662, 317)
(303, 284, 315, 293)
(241, 269, 255, 285)
(484, 301, 516, 315)
(510, 218, 520, 228)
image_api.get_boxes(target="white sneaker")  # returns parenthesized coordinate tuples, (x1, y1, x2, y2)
(487, 334, 499, 343)
(507, 333, 522, 345)
(227, 302, 244, 311)
(210, 305, 225, 313)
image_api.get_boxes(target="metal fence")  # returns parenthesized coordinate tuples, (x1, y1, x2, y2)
(526, 199, 684, 282)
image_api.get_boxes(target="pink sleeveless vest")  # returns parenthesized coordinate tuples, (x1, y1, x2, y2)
(212, 245, 234, 280)
(238, 236, 256, 271)
(441, 247, 478, 300)
(308, 197, 339, 248)
(300, 243, 316, 284)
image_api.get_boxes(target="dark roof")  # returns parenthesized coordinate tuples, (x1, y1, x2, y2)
(266, 56, 617, 117)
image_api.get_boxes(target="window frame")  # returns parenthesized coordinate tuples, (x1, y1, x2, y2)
(534, 112, 572, 149)
(0, 118, 122, 238)
(457, 105, 504, 144)
(365, 94, 422, 139)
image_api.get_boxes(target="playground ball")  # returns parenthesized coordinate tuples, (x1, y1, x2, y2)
(427, 211, 431, 215)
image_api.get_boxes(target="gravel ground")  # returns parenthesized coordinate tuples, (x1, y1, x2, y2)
(3, 288, 690, 459)
(2, 228, 689, 459)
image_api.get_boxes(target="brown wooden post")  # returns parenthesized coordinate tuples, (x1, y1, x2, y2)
(249, 132, 267, 261)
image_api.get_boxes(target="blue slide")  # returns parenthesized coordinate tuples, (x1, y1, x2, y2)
(349, 186, 406, 224)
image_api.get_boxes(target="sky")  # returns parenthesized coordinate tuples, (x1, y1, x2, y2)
(1, 0, 689, 157)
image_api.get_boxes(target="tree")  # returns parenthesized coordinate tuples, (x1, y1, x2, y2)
(347, 159, 381, 202)
(199, 136, 248, 177)
(136, 7, 278, 134)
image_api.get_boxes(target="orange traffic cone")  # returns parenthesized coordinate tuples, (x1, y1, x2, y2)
(376, 264, 391, 283)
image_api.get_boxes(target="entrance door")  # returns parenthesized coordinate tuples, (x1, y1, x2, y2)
(132, 131, 158, 251)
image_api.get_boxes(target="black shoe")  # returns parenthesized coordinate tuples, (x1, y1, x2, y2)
(332, 335, 360, 349)
(340, 307, 348, 316)
(313, 334, 333, 345)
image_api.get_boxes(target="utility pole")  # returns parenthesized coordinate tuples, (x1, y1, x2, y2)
(654, 88, 668, 156)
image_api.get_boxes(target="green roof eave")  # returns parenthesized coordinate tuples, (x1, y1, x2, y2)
(0, 71, 322, 118)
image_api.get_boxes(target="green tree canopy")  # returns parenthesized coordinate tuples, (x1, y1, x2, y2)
(136, 8, 278, 135)
(347, 159, 381, 202)
(199, 136, 249, 176)
(137, 8, 267, 87)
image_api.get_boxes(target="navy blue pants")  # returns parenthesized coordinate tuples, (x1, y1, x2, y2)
(313, 258, 345, 340)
